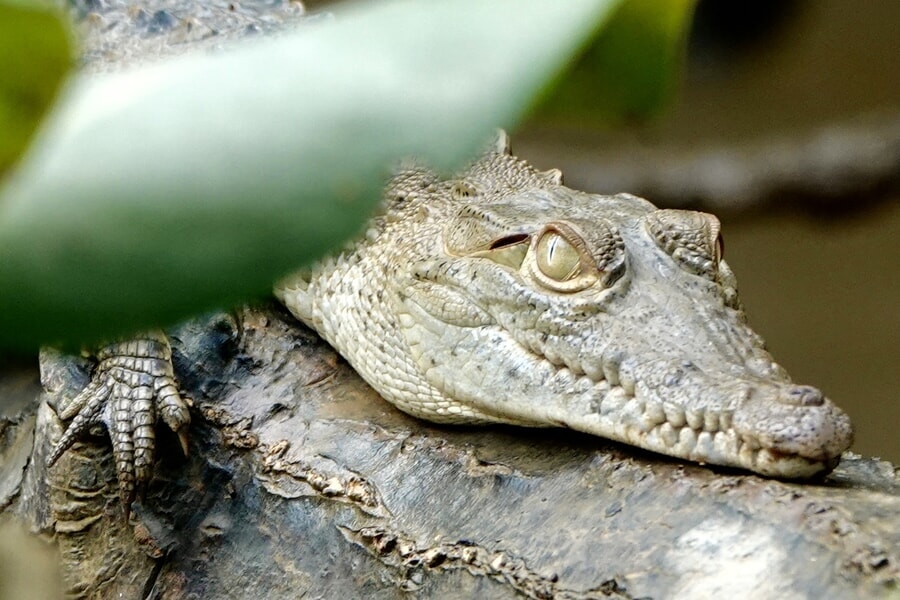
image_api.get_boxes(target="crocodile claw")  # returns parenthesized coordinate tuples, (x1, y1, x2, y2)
(48, 331, 191, 514)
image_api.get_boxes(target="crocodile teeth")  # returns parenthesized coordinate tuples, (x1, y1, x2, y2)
(565, 359, 585, 376)
(678, 426, 698, 452)
(583, 361, 605, 383)
(694, 431, 714, 456)
(600, 387, 629, 416)
(644, 400, 667, 426)
(716, 431, 737, 457)
(659, 423, 679, 447)
(685, 408, 704, 430)
(664, 404, 686, 428)
(703, 411, 719, 432)
(719, 410, 733, 430)
(637, 402, 661, 433)
(620, 371, 636, 396)
(543, 346, 564, 366)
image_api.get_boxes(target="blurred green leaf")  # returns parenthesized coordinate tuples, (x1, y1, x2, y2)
(0, 0, 72, 180)
(0, 0, 622, 348)
(537, 0, 696, 125)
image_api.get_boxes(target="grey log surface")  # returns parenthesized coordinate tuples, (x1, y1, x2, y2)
(2, 304, 898, 599)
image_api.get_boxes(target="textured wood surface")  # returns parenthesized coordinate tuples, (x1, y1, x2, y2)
(4, 304, 896, 599)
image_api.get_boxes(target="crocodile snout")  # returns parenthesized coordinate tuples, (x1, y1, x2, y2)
(734, 383, 854, 465)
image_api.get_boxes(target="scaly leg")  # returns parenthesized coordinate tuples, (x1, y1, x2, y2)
(48, 330, 191, 516)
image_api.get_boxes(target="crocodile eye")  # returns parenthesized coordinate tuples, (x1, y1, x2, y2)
(714, 233, 725, 263)
(524, 222, 619, 293)
(535, 231, 581, 281)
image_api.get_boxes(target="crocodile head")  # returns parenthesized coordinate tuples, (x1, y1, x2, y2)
(277, 134, 853, 479)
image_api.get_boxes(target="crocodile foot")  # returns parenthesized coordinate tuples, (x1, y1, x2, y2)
(48, 330, 191, 516)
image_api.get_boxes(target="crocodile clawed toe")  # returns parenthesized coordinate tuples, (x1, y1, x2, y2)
(48, 330, 191, 514)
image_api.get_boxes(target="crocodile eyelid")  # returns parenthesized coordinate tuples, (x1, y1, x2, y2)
(467, 234, 531, 270)
(489, 233, 530, 250)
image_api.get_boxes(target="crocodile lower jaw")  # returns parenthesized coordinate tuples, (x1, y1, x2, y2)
(603, 418, 837, 478)
(545, 392, 837, 478)
(525, 348, 844, 478)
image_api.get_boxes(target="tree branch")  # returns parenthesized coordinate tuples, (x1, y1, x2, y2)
(5, 305, 897, 598)
(521, 112, 900, 219)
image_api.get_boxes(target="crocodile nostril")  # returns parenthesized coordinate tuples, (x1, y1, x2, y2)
(784, 385, 824, 407)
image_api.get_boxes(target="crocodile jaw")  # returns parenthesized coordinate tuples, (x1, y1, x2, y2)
(397, 272, 853, 478)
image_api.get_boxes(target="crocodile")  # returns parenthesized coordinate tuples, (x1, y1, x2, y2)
(48, 132, 854, 511)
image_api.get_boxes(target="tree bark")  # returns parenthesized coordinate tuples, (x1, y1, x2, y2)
(2, 304, 897, 599)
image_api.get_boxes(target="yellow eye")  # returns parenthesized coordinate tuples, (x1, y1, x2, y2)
(536, 231, 581, 281)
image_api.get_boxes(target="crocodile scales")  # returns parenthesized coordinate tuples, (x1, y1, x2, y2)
(49, 132, 854, 509)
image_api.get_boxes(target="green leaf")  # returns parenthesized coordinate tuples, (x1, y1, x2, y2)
(536, 0, 696, 125)
(0, 0, 622, 349)
(0, 0, 72, 180)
